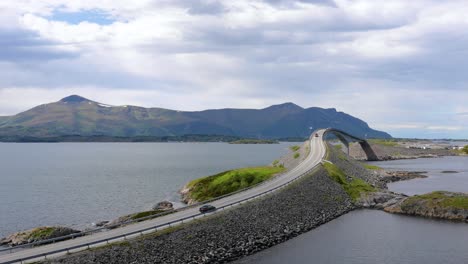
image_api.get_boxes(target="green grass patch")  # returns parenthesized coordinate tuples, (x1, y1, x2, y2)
(293, 152, 300, 159)
(186, 166, 285, 202)
(29, 227, 55, 240)
(462, 145, 468, 155)
(290, 145, 300, 152)
(362, 163, 383, 170)
(272, 160, 279, 166)
(131, 210, 166, 220)
(369, 139, 398, 147)
(323, 162, 375, 200)
(402, 191, 468, 210)
(334, 144, 343, 150)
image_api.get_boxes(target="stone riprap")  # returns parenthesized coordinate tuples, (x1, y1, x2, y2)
(46, 168, 354, 263)
(349, 142, 456, 160)
(327, 145, 386, 189)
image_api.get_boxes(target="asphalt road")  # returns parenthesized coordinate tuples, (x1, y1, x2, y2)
(0, 129, 327, 264)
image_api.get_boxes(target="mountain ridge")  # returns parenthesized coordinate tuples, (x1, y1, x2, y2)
(0, 95, 391, 139)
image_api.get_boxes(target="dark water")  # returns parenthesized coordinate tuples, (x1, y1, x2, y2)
(374, 156, 468, 195)
(0, 142, 294, 237)
(237, 156, 468, 264)
(236, 210, 468, 264)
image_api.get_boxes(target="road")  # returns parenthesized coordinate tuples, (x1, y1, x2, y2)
(0, 129, 327, 264)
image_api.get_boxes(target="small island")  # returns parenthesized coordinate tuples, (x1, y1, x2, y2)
(180, 166, 285, 204)
(229, 139, 279, 144)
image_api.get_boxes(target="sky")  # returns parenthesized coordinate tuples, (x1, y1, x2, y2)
(0, 0, 467, 139)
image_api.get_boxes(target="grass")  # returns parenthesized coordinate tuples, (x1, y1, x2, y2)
(462, 145, 468, 155)
(186, 166, 285, 202)
(131, 210, 166, 220)
(323, 162, 375, 200)
(29, 227, 55, 240)
(369, 139, 398, 147)
(272, 160, 279, 166)
(402, 191, 468, 210)
(290, 145, 300, 152)
(362, 163, 383, 170)
(334, 144, 343, 150)
(293, 152, 300, 159)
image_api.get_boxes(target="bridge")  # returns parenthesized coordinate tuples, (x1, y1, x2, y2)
(323, 128, 379, 161)
(0, 128, 378, 264)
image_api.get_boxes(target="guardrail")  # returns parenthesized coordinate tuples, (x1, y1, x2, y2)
(2, 164, 322, 264)
(1, 137, 326, 264)
(1, 140, 315, 255)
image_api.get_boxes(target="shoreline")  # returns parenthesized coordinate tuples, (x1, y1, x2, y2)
(3, 142, 466, 262)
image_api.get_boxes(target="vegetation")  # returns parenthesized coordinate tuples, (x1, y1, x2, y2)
(362, 163, 383, 170)
(0, 134, 245, 143)
(462, 145, 468, 155)
(369, 139, 398, 147)
(185, 166, 285, 202)
(290, 145, 300, 152)
(293, 153, 300, 159)
(131, 210, 166, 220)
(29, 227, 56, 240)
(402, 191, 468, 210)
(229, 139, 279, 144)
(334, 144, 343, 150)
(272, 160, 279, 166)
(323, 162, 375, 200)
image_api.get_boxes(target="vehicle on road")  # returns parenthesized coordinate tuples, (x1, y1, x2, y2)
(315, 133, 319, 137)
(199, 204, 217, 213)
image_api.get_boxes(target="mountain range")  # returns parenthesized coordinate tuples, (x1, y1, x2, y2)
(0, 95, 391, 140)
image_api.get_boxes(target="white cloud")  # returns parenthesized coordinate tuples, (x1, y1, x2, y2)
(1, 0, 468, 138)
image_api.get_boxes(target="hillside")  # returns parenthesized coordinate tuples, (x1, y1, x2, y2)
(0, 95, 391, 139)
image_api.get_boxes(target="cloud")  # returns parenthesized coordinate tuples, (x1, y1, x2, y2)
(0, 0, 468, 138)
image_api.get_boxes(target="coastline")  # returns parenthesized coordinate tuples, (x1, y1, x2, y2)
(3, 141, 466, 263)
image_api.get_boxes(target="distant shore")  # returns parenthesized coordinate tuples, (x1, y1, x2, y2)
(0, 135, 306, 143)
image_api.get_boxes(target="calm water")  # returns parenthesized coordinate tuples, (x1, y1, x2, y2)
(237, 156, 468, 264)
(374, 156, 468, 195)
(0, 142, 294, 237)
(236, 210, 468, 264)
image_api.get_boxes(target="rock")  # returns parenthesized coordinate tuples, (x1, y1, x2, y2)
(0, 226, 80, 246)
(48, 162, 356, 264)
(180, 185, 196, 205)
(94, 221, 109, 227)
(356, 191, 406, 209)
(381, 191, 468, 223)
(153, 201, 174, 211)
(381, 171, 428, 183)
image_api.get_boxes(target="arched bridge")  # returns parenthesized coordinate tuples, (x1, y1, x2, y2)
(322, 128, 379, 161)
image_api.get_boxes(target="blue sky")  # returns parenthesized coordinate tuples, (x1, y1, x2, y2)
(0, 0, 467, 139)
(48, 10, 116, 25)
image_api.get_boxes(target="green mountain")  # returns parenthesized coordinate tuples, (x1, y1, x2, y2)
(0, 95, 391, 139)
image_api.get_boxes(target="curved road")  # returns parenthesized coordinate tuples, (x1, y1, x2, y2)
(0, 129, 327, 264)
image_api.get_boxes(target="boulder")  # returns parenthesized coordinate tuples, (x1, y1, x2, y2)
(153, 201, 174, 211)
(0, 226, 80, 246)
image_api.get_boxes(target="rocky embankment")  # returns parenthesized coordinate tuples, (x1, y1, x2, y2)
(358, 190, 468, 223)
(384, 191, 468, 222)
(105, 201, 175, 228)
(349, 142, 456, 160)
(37, 141, 466, 263)
(180, 142, 308, 205)
(380, 171, 428, 183)
(0, 227, 80, 247)
(47, 160, 356, 263)
(1, 201, 175, 247)
(331, 144, 468, 223)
